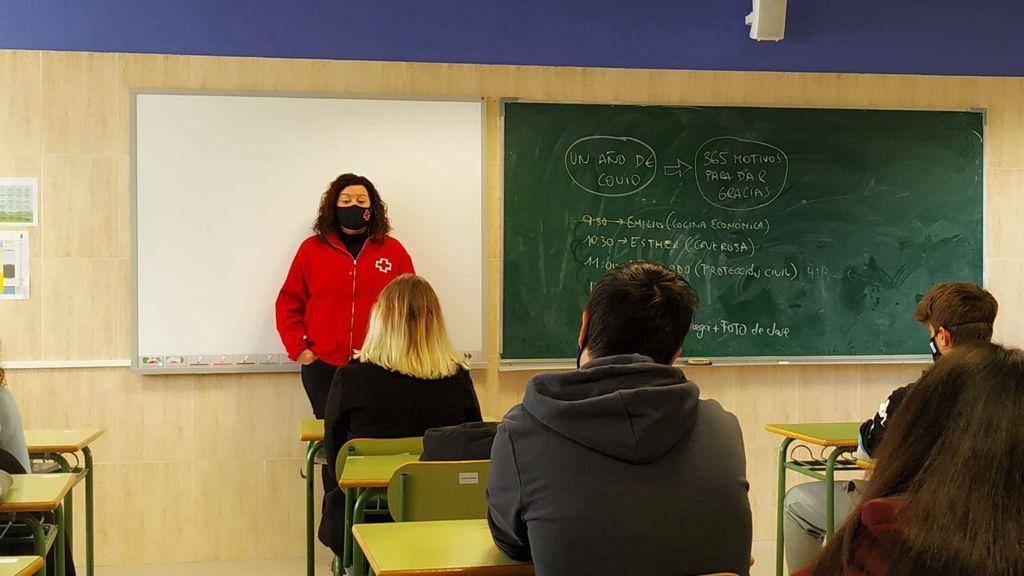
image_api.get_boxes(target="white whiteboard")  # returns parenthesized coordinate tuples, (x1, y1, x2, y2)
(133, 92, 485, 373)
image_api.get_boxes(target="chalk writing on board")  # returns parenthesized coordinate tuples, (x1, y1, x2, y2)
(692, 320, 792, 339)
(584, 234, 680, 251)
(580, 253, 801, 283)
(684, 235, 757, 258)
(580, 213, 772, 234)
(694, 137, 789, 211)
(564, 136, 658, 197)
(662, 159, 692, 178)
(693, 260, 799, 281)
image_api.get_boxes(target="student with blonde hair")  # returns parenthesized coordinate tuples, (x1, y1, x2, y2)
(319, 274, 482, 556)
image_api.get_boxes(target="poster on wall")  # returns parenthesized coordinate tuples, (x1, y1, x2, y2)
(0, 178, 39, 226)
(0, 231, 29, 300)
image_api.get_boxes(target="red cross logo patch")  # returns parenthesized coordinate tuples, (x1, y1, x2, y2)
(375, 258, 393, 273)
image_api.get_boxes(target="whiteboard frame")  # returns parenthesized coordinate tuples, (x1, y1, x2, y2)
(131, 89, 489, 375)
(498, 99, 986, 367)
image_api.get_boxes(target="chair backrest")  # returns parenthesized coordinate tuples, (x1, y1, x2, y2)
(335, 437, 424, 481)
(385, 460, 490, 522)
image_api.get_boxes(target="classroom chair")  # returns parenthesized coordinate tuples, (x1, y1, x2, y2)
(336, 437, 424, 570)
(386, 460, 491, 522)
(336, 436, 424, 478)
(348, 460, 492, 576)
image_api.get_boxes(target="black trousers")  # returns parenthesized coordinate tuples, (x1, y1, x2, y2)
(301, 359, 338, 418)
(301, 359, 339, 495)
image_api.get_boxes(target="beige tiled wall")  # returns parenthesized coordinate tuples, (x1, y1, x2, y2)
(1, 49, 1022, 564)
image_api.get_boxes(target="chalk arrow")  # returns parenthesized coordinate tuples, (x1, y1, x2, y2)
(663, 159, 692, 178)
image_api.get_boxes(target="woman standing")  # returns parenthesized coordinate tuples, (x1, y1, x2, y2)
(276, 173, 415, 418)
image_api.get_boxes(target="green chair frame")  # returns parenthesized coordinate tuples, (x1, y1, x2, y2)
(335, 437, 423, 576)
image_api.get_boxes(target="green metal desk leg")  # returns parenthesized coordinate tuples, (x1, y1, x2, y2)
(22, 513, 47, 567)
(350, 488, 382, 576)
(342, 488, 353, 567)
(83, 446, 95, 576)
(775, 436, 794, 576)
(55, 503, 66, 576)
(50, 453, 73, 561)
(824, 446, 854, 537)
(305, 440, 322, 576)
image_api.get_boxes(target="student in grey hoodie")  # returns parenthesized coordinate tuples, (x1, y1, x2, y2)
(487, 261, 751, 576)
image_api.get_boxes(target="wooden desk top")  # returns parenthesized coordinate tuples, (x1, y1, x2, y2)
(339, 454, 420, 489)
(0, 474, 78, 513)
(353, 519, 533, 576)
(857, 458, 876, 470)
(0, 556, 45, 576)
(764, 422, 861, 447)
(24, 428, 105, 454)
(298, 419, 324, 442)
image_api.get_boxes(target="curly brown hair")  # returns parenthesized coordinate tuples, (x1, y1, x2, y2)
(313, 173, 392, 243)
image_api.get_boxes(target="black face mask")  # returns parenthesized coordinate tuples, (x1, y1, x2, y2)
(336, 206, 371, 232)
(929, 337, 942, 362)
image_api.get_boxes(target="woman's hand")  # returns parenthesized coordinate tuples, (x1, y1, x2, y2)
(298, 349, 318, 366)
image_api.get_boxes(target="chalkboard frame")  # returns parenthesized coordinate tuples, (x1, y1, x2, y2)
(498, 99, 986, 368)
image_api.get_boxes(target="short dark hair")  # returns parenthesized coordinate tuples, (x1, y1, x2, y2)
(313, 173, 392, 243)
(914, 281, 997, 344)
(584, 261, 700, 364)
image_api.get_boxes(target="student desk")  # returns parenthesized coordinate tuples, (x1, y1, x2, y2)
(24, 428, 103, 576)
(765, 422, 861, 576)
(0, 474, 79, 576)
(298, 419, 325, 576)
(343, 453, 424, 576)
(0, 557, 45, 576)
(352, 519, 533, 576)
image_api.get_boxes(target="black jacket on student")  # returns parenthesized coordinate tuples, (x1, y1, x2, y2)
(319, 360, 483, 555)
(486, 354, 752, 576)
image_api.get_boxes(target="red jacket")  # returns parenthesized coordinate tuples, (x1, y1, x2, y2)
(795, 498, 908, 576)
(276, 233, 414, 366)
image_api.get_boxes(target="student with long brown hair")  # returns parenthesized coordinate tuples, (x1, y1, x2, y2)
(800, 343, 1024, 576)
(783, 281, 998, 572)
(318, 274, 482, 557)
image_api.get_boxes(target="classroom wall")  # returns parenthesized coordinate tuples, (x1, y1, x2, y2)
(1, 49, 1022, 565)
(3, 2, 1024, 77)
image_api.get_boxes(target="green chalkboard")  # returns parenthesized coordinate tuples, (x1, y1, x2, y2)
(502, 103, 984, 360)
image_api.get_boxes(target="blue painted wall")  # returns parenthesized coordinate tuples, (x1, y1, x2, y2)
(1, 1, 1021, 76)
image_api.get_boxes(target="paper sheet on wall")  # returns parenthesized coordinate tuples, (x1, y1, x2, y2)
(0, 178, 39, 226)
(0, 231, 29, 300)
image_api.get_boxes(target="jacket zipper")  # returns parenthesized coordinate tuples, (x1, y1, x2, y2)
(328, 235, 360, 361)
(349, 256, 358, 360)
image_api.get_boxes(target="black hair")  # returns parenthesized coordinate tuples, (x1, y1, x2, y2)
(584, 261, 700, 364)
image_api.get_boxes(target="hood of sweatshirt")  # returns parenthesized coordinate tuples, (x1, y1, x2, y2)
(522, 354, 700, 464)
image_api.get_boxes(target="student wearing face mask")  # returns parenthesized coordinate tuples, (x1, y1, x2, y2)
(276, 173, 415, 419)
(780, 281, 998, 575)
